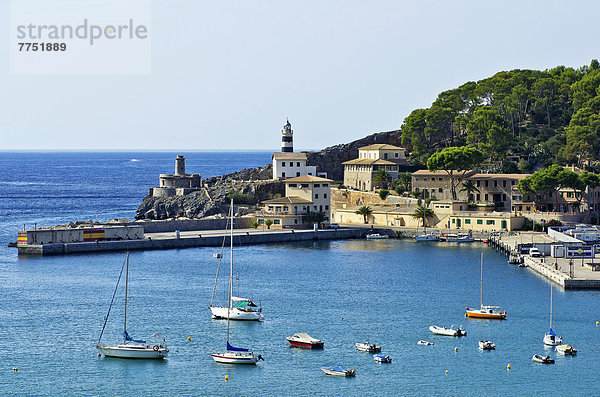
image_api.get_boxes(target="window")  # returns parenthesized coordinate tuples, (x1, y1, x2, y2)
(289, 183, 297, 188)
(282, 162, 286, 167)
(486, 220, 495, 225)
(282, 172, 286, 178)
(465, 219, 471, 224)
(313, 206, 317, 211)
(297, 162, 300, 167)
(323, 183, 328, 187)
(274, 219, 281, 225)
(452, 219, 455, 223)
(502, 194, 506, 201)
(477, 219, 483, 225)
(324, 193, 327, 199)
(485, 181, 489, 187)
(494, 181, 497, 187)
(325, 205, 329, 210)
(294, 219, 298, 224)
(314, 184, 320, 188)
(319, 205, 323, 211)
(512, 181, 516, 185)
(503, 180, 506, 188)
(301, 183, 309, 188)
(283, 206, 289, 211)
(315, 194, 319, 199)
(296, 172, 300, 177)
(476, 194, 480, 201)
(438, 188, 443, 193)
(258, 219, 264, 224)
(395, 152, 399, 157)
(308, 173, 313, 176)
(567, 192, 573, 198)
(384, 153, 388, 159)
(476, 181, 480, 187)
(268, 206, 273, 211)
(485, 194, 489, 201)
(439, 177, 442, 181)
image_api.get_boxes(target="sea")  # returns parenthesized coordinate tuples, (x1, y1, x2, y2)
(1, 152, 599, 396)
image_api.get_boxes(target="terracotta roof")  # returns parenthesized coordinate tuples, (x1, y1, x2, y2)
(342, 159, 398, 166)
(262, 196, 313, 204)
(470, 173, 530, 179)
(272, 152, 308, 160)
(412, 170, 476, 177)
(284, 175, 333, 183)
(359, 144, 406, 151)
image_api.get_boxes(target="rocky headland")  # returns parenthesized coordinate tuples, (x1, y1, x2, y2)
(135, 129, 409, 220)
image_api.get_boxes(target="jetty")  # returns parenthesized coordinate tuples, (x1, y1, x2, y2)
(489, 231, 600, 290)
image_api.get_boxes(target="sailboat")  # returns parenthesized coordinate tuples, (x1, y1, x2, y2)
(465, 253, 507, 319)
(96, 252, 168, 359)
(209, 205, 263, 321)
(210, 200, 263, 365)
(415, 204, 439, 241)
(543, 285, 563, 346)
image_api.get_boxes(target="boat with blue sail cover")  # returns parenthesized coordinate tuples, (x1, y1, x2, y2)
(321, 365, 355, 376)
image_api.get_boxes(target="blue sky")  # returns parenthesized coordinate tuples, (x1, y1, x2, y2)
(2, 0, 599, 150)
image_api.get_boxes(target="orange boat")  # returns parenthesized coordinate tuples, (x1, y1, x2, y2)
(465, 253, 507, 320)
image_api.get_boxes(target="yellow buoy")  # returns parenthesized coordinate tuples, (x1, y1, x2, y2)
(12, 367, 18, 371)
(596, 321, 599, 326)
(187, 336, 192, 341)
(454, 347, 458, 352)
(225, 374, 229, 381)
(507, 363, 511, 370)
(97, 353, 101, 357)
(445, 370, 448, 374)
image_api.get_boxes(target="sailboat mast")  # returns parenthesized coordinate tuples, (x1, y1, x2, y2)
(480, 253, 483, 308)
(227, 199, 233, 344)
(124, 252, 129, 336)
(550, 285, 553, 329)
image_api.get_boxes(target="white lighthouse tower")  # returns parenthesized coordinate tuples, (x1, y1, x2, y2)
(281, 119, 293, 153)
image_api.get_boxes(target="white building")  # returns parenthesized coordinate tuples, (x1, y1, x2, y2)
(272, 119, 318, 180)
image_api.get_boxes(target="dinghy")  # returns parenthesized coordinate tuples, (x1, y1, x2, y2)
(373, 354, 392, 363)
(479, 340, 496, 350)
(429, 325, 466, 337)
(532, 354, 554, 364)
(355, 342, 381, 352)
(556, 344, 577, 355)
(320, 365, 355, 376)
(417, 340, 434, 346)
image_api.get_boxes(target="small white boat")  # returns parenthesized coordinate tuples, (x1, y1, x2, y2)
(532, 354, 554, 364)
(286, 332, 324, 349)
(321, 365, 356, 377)
(96, 253, 168, 359)
(366, 233, 388, 240)
(429, 325, 466, 337)
(417, 340, 434, 346)
(415, 233, 439, 242)
(442, 233, 474, 243)
(210, 297, 264, 321)
(355, 342, 381, 352)
(373, 354, 392, 363)
(479, 340, 496, 350)
(555, 344, 577, 355)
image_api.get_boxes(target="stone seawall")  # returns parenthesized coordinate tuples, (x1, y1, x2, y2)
(18, 228, 363, 256)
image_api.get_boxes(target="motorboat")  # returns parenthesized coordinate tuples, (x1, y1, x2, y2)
(355, 342, 381, 352)
(441, 233, 474, 243)
(96, 253, 168, 359)
(456, 234, 475, 243)
(210, 200, 262, 365)
(417, 340, 434, 346)
(466, 253, 507, 320)
(373, 354, 392, 363)
(479, 340, 496, 350)
(366, 233, 388, 240)
(321, 365, 355, 376)
(429, 325, 466, 337)
(555, 344, 577, 355)
(286, 332, 324, 349)
(415, 233, 440, 242)
(532, 354, 554, 364)
(210, 297, 264, 321)
(543, 286, 562, 346)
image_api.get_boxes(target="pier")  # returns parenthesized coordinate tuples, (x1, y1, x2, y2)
(489, 232, 600, 290)
(17, 227, 364, 256)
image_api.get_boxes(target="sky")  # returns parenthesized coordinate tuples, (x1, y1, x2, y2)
(1, 0, 599, 151)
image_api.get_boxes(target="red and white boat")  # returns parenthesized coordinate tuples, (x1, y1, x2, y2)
(465, 253, 507, 320)
(286, 332, 324, 349)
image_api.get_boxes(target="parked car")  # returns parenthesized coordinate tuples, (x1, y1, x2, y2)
(326, 223, 340, 229)
(529, 247, 542, 257)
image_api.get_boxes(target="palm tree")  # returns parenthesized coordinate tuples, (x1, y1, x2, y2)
(411, 205, 434, 229)
(355, 205, 373, 224)
(265, 219, 273, 229)
(373, 169, 390, 189)
(304, 211, 329, 229)
(459, 180, 480, 202)
(397, 172, 411, 192)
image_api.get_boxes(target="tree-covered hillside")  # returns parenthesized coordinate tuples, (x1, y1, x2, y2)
(401, 60, 600, 172)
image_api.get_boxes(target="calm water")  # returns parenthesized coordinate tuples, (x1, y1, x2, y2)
(1, 153, 599, 396)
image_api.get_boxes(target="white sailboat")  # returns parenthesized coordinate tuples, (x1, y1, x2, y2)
(209, 205, 263, 321)
(210, 200, 263, 365)
(465, 253, 506, 319)
(96, 252, 168, 359)
(543, 285, 563, 346)
(415, 204, 439, 241)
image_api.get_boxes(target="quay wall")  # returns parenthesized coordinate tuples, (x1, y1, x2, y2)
(18, 228, 363, 256)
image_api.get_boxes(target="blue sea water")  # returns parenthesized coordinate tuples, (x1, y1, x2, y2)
(1, 153, 600, 396)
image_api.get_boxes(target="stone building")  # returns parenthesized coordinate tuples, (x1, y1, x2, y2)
(343, 144, 409, 191)
(259, 175, 332, 228)
(272, 120, 317, 180)
(150, 155, 202, 197)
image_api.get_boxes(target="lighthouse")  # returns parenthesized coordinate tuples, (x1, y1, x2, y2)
(281, 119, 293, 153)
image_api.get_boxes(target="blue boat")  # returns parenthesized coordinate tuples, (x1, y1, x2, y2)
(373, 354, 392, 363)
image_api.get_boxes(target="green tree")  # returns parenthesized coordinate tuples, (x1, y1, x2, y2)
(373, 169, 390, 189)
(459, 180, 480, 202)
(265, 219, 273, 229)
(378, 189, 390, 200)
(355, 205, 373, 224)
(412, 205, 434, 229)
(466, 106, 511, 160)
(304, 211, 328, 228)
(426, 146, 484, 200)
(251, 221, 260, 229)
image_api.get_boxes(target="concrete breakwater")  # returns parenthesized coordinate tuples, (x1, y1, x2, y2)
(18, 228, 364, 256)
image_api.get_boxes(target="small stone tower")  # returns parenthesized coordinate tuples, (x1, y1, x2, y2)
(175, 155, 186, 176)
(281, 119, 293, 153)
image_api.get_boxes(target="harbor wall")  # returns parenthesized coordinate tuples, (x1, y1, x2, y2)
(18, 228, 363, 256)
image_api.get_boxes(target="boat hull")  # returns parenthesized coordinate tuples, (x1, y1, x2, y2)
(466, 308, 506, 320)
(287, 340, 324, 349)
(543, 333, 562, 346)
(429, 326, 466, 336)
(355, 343, 381, 352)
(321, 368, 355, 376)
(373, 354, 392, 363)
(97, 345, 168, 359)
(532, 354, 554, 364)
(415, 234, 439, 242)
(210, 306, 264, 321)
(210, 352, 258, 365)
(556, 344, 577, 355)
